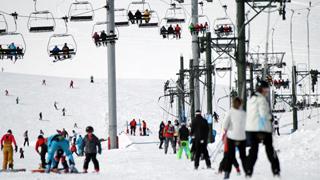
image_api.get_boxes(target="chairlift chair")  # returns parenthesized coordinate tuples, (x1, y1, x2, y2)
(92, 21, 119, 47)
(47, 34, 77, 62)
(159, 19, 182, 40)
(0, 14, 8, 34)
(68, 1, 94, 22)
(164, 3, 186, 24)
(0, 32, 26, 61)
(28, 11, 56, 33)
(115, 8, 129, 27)
(213, 17, 235, 38)
(127, 0, 159, 28)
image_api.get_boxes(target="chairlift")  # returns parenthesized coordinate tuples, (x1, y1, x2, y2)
(159, 19, 182, 40)
(68, 1, 94, 22)
(47, 17, 77, 62)
(213, 17, 235, 38)
(92, 21, 118, 47)
(127, 1, 159, 28)
(163, 3, 186, 24)
(0, 14, 8, 34)
(115, 8, 129, 27)
(27, 0, 56, 32)
(0, 32, 26, 61)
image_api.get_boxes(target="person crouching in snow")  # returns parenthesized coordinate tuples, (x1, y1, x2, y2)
(35, 135, 47, 169)
(1, 129, 18, 170)
(81, 126, 102, 173)
(177, 123, 191, 159)
(223, 97, 247, 179)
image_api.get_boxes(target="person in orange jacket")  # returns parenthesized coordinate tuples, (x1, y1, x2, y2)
(1, 129, 18, 170)
(35, 135, 47, 169)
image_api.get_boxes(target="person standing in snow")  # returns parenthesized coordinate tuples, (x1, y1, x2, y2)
(1, 129, 18, 170)
(223, 97, 247, 179)
(35, 135, 47, 169)
(90, 76, 94, 83)
(76, 135, 84, 156)
(246, 81, 280, 177)
(81, 126, 102, 173)
(23, 130, 29, 146)
(42, 80, 46, 86)
(158, 121, 165, 149)
(19, 148, 24, 159)
(163, 121, 176, 154)
(16, 97, 19, 104)
(5, 89, 9, 96)
(177, 123, 191, 159)
(54, 101, 58, 110)
(39, 112, 43, 121)
(69, 80, 74, 88)
(129, 119, 137, 136)
(142, 120, 147, 136)
(191, 110, 211, 170)
(173, 120, 180, 148)
(62, 108, 66, 116)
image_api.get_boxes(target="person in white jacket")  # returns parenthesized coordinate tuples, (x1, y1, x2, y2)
(246, 81, 280, 177)
(223, 97, 247, 179)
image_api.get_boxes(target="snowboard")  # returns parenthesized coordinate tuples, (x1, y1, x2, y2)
(32, 169, 83, 174)
(0, 169, 26, 173)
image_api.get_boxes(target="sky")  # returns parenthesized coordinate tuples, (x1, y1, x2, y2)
(1, 0, 320, 81)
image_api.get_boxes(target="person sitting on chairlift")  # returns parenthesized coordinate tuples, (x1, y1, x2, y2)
(204, 22, 209, 32)
(100, 30, 108, 46)
(143, 9, 151, 24)
(174, 24, 181, 39)
(167, 25, 174, 35)
(16, 46, 23, 59)
(134, 10, 143, 24)
(195, 23, 201, 35)
(160, 26, 168, 39)
(0, 45, 3, 59)
(62, 43, 70, 59)
(92, 32, 101, 47)
(128, 11, 135, 24)
(8, 43, 17, 61)
(188, 23, 195, 35)
(52, 45, 61, 60)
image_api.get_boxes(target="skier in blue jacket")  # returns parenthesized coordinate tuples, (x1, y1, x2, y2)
(76, 135, 84, 156)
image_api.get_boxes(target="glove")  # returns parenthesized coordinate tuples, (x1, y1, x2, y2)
(98, 149, 102, 155)
(15, 145, 18, 152)
(1, 145, 3, 151)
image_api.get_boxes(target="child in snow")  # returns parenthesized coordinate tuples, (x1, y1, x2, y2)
(35, 135, 47, 169)
(177, 123, 191, 159)
(19, 148, 24, 159)
(81, 126, 102, 173)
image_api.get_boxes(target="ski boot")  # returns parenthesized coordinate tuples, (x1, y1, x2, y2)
(8, 164, 14, 170)
(70, 165, 78, 173)
(224, 172, 230, 179)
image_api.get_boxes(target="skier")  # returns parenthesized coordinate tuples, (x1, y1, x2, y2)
(5, 89, 9, 96)
(173, 120, 180, 148)
(35, 135, 47, 169)
(273, 116, 280, 136)
(163, 121, 176, 154)
(69, 80, 74, 88)
(54, 101, 58, 110)
(19, 148, 24, 159)
(223, 97, 247, 179)
(62, 128, 69, 138)
(246, 81, 280, 177)
(70, 130, 77, 144)
(16, 97, 19, 104)
(45, 131, 77, 173)
(42, 79, 46, 86)
(1, 130, 18, 170)
(23, 130, 29, 146)
(51, 149, 69, 172)
(40, 130, 44, 136)
(39, 112, 43, 120)
(142, 120, 147, 136)
(191, 110, 211, 170)
(74, 123, 78, 129)
(62, 108, 66, 116)
(177, 123, 191, 159)
(81, 126, 102, 173)
(76, 135, 84, 156)
(158, 121, 165, 149)
(90, 76, 94, 83)
(129, 119, 137, 136)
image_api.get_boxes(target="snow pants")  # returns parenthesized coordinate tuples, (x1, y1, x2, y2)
(164, 137, 176, 154)
(83, 153, 99, 171)
(46, 140, 75, 170)
(177, 141, 191, 159)
(225, 138, 247, 174)
(40, 145, 47, 169)
(246, 132, 280, 176)
(2, 145, 13, 170)
(218, 152, 239, 172)
(194, 142, 211, 168)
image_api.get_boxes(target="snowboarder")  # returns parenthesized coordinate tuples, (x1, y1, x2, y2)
(81, 126, 102, 173)
(1, 129, 18, 170)
(90, 76, 94, 83)
(54, 101, 58, 110)
(129, 119, 137, 136)
(191, 110, 211, 170)
(39, 112, 43, 120)
(42, 79, 46, 86)
(19, 148, 24, 159)
(45, 131, 77, 173)
(62, 108, 66, 116)
(5, 89, 9, 96)
(52, 149, 69, 173)
(16, 97, 19, 104)
(273, 116, 280, 136)
(163, 121, 176, 154)
(223, 97, 247, 179)
(246, 81, 280, 177)
(23, 130, 29, 146)
(142, 120, 147, 136)
(69, 80, 74, 88)
(177, 123, 191, 159)
(158, 121, 165, 149)
(35, 135, 47, 169)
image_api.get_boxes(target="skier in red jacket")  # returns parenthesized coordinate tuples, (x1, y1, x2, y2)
(163, 121, 176, 154)
(35, 135, 47, 169)
(130, 119, 137, 136)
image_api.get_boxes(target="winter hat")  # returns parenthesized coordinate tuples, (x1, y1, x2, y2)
(86, 126, 94, 133)
(195, 110, 202, 115)
(7, 129, 12, 134)
(257, 80, 269, 89)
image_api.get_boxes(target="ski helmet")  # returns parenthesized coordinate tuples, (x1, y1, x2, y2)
(257, 80, 269, 89)
(7, 129, 12, 134)
(86, 126, 94, 133)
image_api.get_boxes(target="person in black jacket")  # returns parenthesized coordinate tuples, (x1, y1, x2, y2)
(158, 121, 165, 149)
(177, 123, 191, 159)
(191, 110, 211, 170)
(81, 126, 102, 173)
